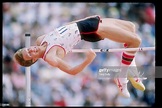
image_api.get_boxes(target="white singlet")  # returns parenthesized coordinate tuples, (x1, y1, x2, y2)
(40, 23, 81, 60)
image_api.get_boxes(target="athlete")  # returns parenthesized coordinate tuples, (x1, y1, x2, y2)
(13, 15, 145, 98)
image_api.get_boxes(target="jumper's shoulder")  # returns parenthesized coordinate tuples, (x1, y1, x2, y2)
(36, 35, 45, 46)
(44, 46, 58, 66)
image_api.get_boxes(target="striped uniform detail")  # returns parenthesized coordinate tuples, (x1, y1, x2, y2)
(121, 52, 134, 65)
(57, 26, 67, 34)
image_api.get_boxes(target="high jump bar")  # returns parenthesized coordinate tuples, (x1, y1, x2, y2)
(25, 33, 31, 106)
(72, 47, 155, 53)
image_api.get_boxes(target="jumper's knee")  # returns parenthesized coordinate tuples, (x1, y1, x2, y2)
(125, 35, 141, 54)
(135, 35, 141, 47)
(129, 34, 141, 48)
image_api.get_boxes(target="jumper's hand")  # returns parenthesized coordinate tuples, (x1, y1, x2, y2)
(85, 49, 96, 61)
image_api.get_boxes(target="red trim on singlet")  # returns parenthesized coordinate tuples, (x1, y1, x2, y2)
(42, 45, 66, 60)
(39, 34, 48, 46)
(54, 45, 66, 55)
(39, 35, 48, 58)
(40, 41, 48, 58)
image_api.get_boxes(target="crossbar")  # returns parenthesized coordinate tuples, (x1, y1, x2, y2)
(72, 47, 155, 53)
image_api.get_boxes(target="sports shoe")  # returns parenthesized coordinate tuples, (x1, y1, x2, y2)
(128, 70, 147, 91)
(114, 76, 130, 98)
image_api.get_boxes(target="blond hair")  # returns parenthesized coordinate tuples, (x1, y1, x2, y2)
(13, 49, 37, 67)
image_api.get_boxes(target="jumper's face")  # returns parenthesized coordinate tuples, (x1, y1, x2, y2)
(22, 46, 40, 61)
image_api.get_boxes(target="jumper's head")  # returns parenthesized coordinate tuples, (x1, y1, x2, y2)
(13, 46, 40, 67)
